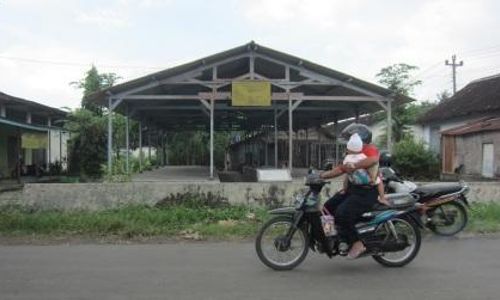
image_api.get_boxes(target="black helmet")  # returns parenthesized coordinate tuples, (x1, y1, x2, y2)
(340, 123, 372, 144)
(379, 150, 392, 167)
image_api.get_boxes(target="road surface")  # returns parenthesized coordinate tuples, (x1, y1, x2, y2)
(1, 236, 499, 300)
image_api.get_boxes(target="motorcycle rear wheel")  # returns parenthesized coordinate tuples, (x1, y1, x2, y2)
(255, 216, 309, 271)
(372, 217, 421, 268)
(428, 201, 468, 236)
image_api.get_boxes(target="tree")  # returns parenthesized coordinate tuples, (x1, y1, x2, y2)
(376, 63, 422, 143)
(376, 64, 422, 96)
(65, 109, 107, 178)
(70, 65, 120, 115)
(436, 90, 451, 102)
(67, 65, 121, 178)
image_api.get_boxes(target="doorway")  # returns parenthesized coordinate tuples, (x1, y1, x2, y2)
(482, 143, 494, 178)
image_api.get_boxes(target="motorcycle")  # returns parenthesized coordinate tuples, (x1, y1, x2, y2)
(255, 174, 423, 271)
(380, 166, 470, 236)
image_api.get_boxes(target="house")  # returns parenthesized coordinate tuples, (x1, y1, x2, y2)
(0, 91, 69, 180)
(418, 74, 500, 179)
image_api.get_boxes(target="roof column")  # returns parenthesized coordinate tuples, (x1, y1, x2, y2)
(288, 97, 293, 173)
(47, 117, 52, 169)
(148, 129, 151, 162)
(125, 104, 130, 174)
(387, 99, 392, 152)
(0, 104, 6, 118)
(274, 108, 278, 168)
(209, 96, 214, 179)
(139, 120, 143, 172)
(334, 118, 340, 166)
(264, 128, 269, 167)
(107, 97, 114, 174)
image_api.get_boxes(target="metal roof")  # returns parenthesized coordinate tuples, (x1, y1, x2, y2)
(0, 91, 67, 119)
(441, 117, 500, 136)
(418, 73, 500, 123)
(87, 41, 411, 131)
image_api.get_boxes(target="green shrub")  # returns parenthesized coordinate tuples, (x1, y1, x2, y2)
(66, 109, 107, 179)
(392, 137, 440, 180)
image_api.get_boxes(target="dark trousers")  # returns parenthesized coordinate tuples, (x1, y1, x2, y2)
(324, 186, 378, 244)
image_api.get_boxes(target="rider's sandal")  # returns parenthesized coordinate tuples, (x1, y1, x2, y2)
(347, 246, 366, 259)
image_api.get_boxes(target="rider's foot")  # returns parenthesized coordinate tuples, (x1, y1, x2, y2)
(347, 241, 366, 259)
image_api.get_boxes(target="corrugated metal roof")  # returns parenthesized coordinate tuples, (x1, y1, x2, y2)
(418, 73, 500, 123)
(0, 91, 67, 118)
(86, 41, 413, 104)
(441, 117, 500, 136)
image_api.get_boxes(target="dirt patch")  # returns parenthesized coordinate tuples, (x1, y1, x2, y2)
(155, 191, 229, 208)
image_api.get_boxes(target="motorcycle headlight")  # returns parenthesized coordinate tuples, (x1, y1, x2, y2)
(460, 180, 470, 195)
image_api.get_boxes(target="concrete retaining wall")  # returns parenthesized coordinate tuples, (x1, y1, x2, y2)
(0, 181, 498, 211)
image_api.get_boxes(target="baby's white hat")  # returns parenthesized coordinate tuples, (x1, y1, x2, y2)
(347, 133, 363, 152)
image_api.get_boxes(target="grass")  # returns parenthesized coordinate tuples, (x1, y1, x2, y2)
(467, 202, 500, 233)
(0, 202, 499, 241)
(0, 204, 269, 240)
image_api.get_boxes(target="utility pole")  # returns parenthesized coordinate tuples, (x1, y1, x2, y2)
(445, 54, 463, 94)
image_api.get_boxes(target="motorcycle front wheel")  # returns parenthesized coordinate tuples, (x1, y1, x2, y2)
(255, 215, 309, 271)
(372, 217, 421, 268)
(428, 201, 468, 236)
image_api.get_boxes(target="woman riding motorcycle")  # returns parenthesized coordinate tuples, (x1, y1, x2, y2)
(320, 123, 382, 258)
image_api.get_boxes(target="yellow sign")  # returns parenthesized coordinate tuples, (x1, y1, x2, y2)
(22, 133, 48, 149)
(232, 81, 271, 106)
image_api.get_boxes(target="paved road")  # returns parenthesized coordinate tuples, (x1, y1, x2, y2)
(1, 236, 499, 300)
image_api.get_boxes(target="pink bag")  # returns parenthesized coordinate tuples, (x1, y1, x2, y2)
(320, 206, 337, 236)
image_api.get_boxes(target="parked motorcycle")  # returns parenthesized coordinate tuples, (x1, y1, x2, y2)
(380, 166, 470, 236)
(255, 173, 423, 271)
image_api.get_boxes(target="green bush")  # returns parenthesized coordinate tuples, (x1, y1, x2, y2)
(392, 137, 440, 180)
(66, 109, 107, 179)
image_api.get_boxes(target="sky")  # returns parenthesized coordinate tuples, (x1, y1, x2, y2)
(1, 0, 500, 110)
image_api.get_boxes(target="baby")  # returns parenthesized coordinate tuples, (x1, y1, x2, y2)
(342, 133, 387, 205)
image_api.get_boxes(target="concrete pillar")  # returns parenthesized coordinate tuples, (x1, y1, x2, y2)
(107, 98, 113, 174)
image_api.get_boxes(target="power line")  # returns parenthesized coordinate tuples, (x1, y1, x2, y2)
(0, 54, 164, 70)
(459, 43, 500, 56)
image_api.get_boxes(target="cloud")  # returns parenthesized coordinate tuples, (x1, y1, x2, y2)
(75, 9, 130, 28)
(0, 42, 156, 109)
(241, 0, 360, 30)
(237, 0, 499, 101)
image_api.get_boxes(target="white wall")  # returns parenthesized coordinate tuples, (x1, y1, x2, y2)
(371, 121, 426, 145)
(421, 115, 486, 153)
(48, 130, 69, 169)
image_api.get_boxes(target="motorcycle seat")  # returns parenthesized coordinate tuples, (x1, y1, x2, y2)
(413, 182, 463, 200)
